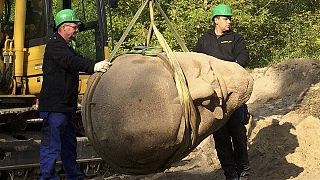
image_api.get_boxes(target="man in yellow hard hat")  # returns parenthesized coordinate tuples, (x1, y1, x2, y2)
(38, 9, 110, 179)
(194, 4, 250, 180)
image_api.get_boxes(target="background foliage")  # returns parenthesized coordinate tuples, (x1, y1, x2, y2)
(72, 0, 320, 68)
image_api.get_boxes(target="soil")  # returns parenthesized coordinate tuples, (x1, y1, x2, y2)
(105, 59, 320, 180)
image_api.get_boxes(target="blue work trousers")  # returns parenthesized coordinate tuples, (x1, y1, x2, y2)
(39, 112, 83, 180)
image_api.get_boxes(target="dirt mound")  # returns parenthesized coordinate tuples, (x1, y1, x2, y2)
(106, 59, 320, 180)
(245, 59, 320, 179)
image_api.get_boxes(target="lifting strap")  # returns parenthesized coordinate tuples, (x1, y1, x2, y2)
(87, 0, 198, 160)
(147, 0, 197, 167)
(107, 0, 197, 145)
(106, 0, 189, 63)
(147, 0, 189, 52)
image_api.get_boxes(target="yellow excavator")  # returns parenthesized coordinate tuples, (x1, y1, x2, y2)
(0, 0, 117, 178)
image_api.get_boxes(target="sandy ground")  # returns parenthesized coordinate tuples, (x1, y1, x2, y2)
(103, 59, 320, 180)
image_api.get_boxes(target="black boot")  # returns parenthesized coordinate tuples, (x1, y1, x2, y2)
(239, 171, 250, 180)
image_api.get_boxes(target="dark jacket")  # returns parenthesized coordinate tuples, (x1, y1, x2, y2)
(39, 33, 95, 113)
(194, 29, 249, 67)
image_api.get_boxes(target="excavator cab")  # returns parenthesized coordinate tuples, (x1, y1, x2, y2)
(0, 0, 117, 178)
(0, 0, 111, 97)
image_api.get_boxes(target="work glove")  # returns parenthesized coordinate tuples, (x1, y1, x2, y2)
(94, 61, 112, 72)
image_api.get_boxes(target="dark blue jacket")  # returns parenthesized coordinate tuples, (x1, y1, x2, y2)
(39, 33, 95, 112)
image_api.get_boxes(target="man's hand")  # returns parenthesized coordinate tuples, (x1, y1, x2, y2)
(94, 61, 112, 72)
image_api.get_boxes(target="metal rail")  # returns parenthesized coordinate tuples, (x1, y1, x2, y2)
(0, 158, 103, 170)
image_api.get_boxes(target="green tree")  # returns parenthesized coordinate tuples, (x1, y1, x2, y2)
(58, 0, 320, 67)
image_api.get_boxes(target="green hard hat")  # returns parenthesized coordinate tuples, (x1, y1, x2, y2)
(55, 9, 80, 28)
(211, 4, 233, 20)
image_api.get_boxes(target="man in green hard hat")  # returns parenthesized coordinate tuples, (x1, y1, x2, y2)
(38, 9, 110, 179)
(194, 4, 250, 180)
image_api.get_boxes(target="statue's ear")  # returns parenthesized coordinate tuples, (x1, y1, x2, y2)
(183, 57, 227, 108)
(188, 78, 216, 101)
(187, 71, 225, 122)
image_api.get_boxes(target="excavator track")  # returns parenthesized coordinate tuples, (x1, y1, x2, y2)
(0, 106, 107, 179)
